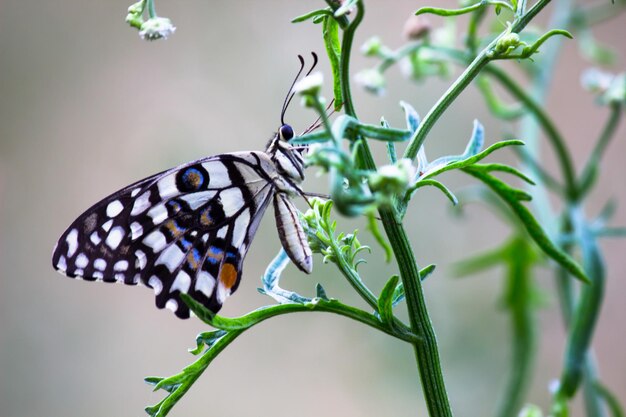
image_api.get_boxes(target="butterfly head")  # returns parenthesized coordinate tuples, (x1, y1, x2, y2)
(266, 124, 305, 184)
(278, 124, 294, 142)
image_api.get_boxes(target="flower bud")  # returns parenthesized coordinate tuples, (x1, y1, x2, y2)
(403, 15, 431, 40)
(368, 159, 416, 197)
(495, 32, 521, 54)
(361, 36, 383, 57)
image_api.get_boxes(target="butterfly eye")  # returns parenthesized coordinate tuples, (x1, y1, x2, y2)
(279, 124, 294, 141)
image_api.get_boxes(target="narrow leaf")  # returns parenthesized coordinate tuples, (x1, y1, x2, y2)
(322, 15, 343, 110)
(462, 119, 485, 157)
(392, 264, 436, 308)
(291, 8, 332, 23)
(408, 179, 458, 205)
(316, 283, 329, 300)
(367, 212, 392, 262)
(378, 275, 400, 324)
(463, 166, 590, 283)
(480, 163, 536, 185)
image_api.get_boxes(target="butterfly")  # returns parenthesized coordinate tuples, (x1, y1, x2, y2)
(51, 56, 318, 319)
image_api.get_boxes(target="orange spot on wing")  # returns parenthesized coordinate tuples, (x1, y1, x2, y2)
(219, 263, 238, 290)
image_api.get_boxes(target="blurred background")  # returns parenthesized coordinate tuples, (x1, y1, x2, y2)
(1, 1, 624, 416)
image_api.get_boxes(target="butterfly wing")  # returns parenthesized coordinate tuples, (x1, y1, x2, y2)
(52, 151, 277, 318)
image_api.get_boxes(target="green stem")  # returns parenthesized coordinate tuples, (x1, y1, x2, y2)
(338, 1, 363, 118)
(340, 3, 453, 416)
(403, 49, 490, 161)
(403, 0, 554, 162)
(205, 299, 420, 343)
(146, 0, 157, 18)
(578, 103, 623, 198)
(554, 207, 606, 404)
(495, 239, 536, 417)
(483, 65, 578, 199)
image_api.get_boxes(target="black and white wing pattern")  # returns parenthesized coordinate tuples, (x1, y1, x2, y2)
(52, 151, 277, 318)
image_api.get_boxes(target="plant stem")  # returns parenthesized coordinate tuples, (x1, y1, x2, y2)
(553, 207, 607, 413)
(495, 238, 536, 417)
(403, 0, 554, 162)
(578, 103, 623, 198)
(147, 0, 157, 18)
(484, 65, 578, 199)
(403, 49, 490, 161)
(340, 3, 453, 416)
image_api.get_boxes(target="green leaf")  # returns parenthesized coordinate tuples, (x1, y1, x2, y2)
(322, 15, 343, 111)
(316, 283, 329, 300)
(291, 8, 332, 23)
(463, 165, 590, 283)
(408, 179, 458, 205)
(378, 275, 399, 324)
(392, 264, 436, 308)
(594, 381, 625, 417)
(145, 330, 243, 417)
(401, 100, 421, 133)
(415, 1, 514, 17)
(366, 211, 392, 262)
(476, 76, 526, 120)
(421, 139, 525, 180)
(453, 245, 509, 277)
(479, 163, 536, 185)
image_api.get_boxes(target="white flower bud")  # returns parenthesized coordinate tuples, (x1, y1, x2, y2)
(139, 17, 176, 41)
(293, 72, 324, 96)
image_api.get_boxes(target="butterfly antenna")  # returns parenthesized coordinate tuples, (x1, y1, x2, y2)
(281, 52, 320, 125)
(304, 51, 319, 77)
(301, 98, 337, 135)
(281, 55, 306, 126)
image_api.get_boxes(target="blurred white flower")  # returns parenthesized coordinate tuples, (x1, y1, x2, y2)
(354, 68, 386, 95)
(139, 17, 176, 41)
(293, 72, 324, 96)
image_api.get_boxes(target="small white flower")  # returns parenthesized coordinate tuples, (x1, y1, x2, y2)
(361, 36, 382, 56)
(354, 68, 386, 95)
(139, 17, 176, 41)
(293, 72, 324, 96)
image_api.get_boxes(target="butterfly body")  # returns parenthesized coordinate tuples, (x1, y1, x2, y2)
(52, 126, 312, 318)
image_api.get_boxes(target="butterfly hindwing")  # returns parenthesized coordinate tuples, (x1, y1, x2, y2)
(52, 152, 276, 318)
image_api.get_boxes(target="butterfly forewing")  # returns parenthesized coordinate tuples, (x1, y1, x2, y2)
(52, 152, 276, 318)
